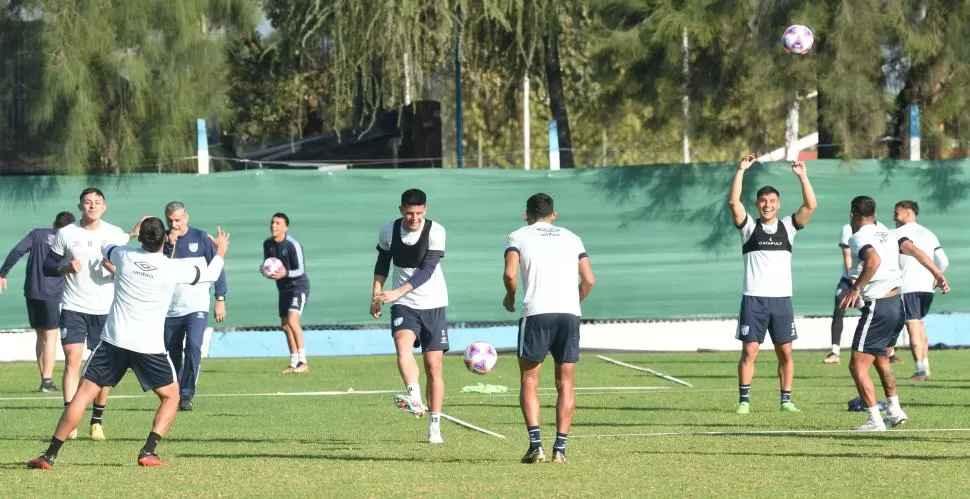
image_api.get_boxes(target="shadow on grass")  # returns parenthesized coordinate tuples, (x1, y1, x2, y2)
(173, 452, 504, 464)
(635, 448, 970, 461)
(571, 422, 753, 428)
(0, 406, 155, 412)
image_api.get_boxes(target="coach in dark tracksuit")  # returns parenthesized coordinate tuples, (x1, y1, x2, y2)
(0, 211, 75, 392)
(162, 202, 228, 411)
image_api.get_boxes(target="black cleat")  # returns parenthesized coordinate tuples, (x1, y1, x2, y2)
(178, 398, 193, 412)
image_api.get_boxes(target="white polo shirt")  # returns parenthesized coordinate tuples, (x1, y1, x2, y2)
(505, 222, 587, 317)
(50, 220, 130, 315)
(895, 222, 943, 293)
(848, 222, 902, 301)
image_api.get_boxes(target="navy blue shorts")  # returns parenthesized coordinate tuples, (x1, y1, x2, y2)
(853, 295, 905, 356)
(60, 309, 107, 350)
(902, 292, 934, 321)
(278, 288, 309, 318)
(26, 298, 60, 330)
(83, 341, 177, 391)
(517, 313, 581, 364)
(736, 296, 797, 345)
(390, 305, 449, 353)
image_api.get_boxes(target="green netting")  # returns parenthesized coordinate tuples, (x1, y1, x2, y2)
(1, 159, 967, 329)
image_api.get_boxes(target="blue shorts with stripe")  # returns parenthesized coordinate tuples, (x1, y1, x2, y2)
(517, 313, 580, 364)
(852, 295, 905, 357)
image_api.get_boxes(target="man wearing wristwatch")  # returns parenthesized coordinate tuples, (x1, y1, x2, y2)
(161, 201, 228, 411)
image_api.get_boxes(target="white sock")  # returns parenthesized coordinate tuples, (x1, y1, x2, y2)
(406, 383, 422, 403)
(867, 406, 882, 423)
(429, 412, 441, 427)
(831, 344, 840, 355)
(289, 353, 299, 368)
(888, 395, 900, 411)
(921, 359, 930, 374)
(298, 348, 307, 364)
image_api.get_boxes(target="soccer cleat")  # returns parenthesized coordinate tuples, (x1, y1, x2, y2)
(39, 382, 59, 393)
(736, 402, 750, 414)
(178, 398, 194, 412)
(780, 402, 801, 413)
(90, 423, 105, 441)
(137, 452, 164, 467)
(394, 394, 427, 418)
(428, 427, 443, 444)
(907, 372, 928, 382)
(889, 355, 904, 365)
(26, 455, 54, 469)
(885, 409, 908, 428)
(822, 353, 840, 364)
(281, 365, 296, 374)
(854, 419, 887, 432)
(293, 362, 310, 374)
(67, 428, 78, 440)
(552, 450, 566, 464)
(521, 446, 547, 464)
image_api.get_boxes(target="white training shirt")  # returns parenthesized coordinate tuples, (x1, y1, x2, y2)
(505, 222, 587, 317)
(895, 222, 944, 293)
(839, 223, 855, 278)
(101, 244, 224, 354)
(847, 222, 902, 301)
(377, 219, 449, 310)
(50, 221, 131, 315)
(738, 215, 799, 297)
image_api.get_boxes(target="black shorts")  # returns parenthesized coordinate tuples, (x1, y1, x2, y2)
(736, 296, 797, 345)
(852, 295, 905, 357)
(903, 292, 934, 321)
(26, 298, 60, 330)
(278, 287, 309, 318)
(83, 341, 177, 391)
(517, 313, 581, 364)
(60, 309, 107, 350)
(390, 305, 449, 353)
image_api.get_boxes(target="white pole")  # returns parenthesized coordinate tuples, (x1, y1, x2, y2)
(786, 93, 800, 161)
(404, 52, 412, 106)
(196, 119, 209, 175)
(523, 75, 531, 170)
(681, 27, 690, 164)
(909, 104, 921, 161)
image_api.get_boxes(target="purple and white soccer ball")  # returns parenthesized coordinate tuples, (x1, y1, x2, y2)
(464, 341, 498, 375)
(782, 24, 815, 55)
(261, 257, 284, 278)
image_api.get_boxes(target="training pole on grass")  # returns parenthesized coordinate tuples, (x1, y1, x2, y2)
(440, 412, 506, 439)
(596, 355, 693, 388)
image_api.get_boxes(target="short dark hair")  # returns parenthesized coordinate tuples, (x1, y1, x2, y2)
(851, 195, 877, 217)
(526, 193, 555, 218)
(79, 187, 105, 202)
(895, 200, 919, 216)
(400, 188, 427, 206)
(756, 186, 780, 199)
(54, 211, 75, 229)
(272, 212, 290, 226)
(138, 217, 166, 252)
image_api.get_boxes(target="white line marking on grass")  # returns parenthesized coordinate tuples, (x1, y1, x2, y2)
(571, 428, 970, 439)
(0, 389, 402, 402)
(440, 413, 506, 439)
(543, 386, 670, 391)
(597, 355, 693, 388)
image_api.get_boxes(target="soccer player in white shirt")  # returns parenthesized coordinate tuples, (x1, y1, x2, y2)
(503, 193, 595, 464)
(42, 188, 138, 441)
(27, 218, 230, 469)
(824, 224, 857, 364)
(728, 154, 817, 414)
(839, 196, 949, 431)
(892, 200, 949, 380)
(372, 189, 450, 444)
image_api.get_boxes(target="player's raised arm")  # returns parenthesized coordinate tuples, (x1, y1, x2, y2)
(728, 153, 756, 227)
(791, 160, 817, 227)
(899, 238, 950, 294)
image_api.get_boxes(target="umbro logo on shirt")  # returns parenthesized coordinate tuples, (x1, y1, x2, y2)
(134, 261, 159, 272)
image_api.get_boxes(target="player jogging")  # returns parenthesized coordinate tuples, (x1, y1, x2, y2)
(26, 218, 230, 469)
(503, 193, 595, 464)
(162, 201, 228, 411)
(372, 189, 450, 444)
(840, 196, 948, 431)
(0, 211, 75, 392)
(892, 200, 949, 381)
(263, 213, 310, 374)
(728, 154, 817, 414)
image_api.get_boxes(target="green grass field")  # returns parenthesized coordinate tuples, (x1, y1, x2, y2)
(2, 349, 970, 497)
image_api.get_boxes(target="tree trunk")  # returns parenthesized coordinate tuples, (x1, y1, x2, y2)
(543, 24, 574, 169)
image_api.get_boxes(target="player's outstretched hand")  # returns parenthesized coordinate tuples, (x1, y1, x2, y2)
(208, 227, 231, 253)
(791, 159, 807, 177)
(738, 153, 757, 171)
(934, 273, 950, 294)
(129, 215, 152, 238)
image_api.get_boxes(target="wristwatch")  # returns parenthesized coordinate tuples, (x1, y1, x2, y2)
(216, 296, 225, 302)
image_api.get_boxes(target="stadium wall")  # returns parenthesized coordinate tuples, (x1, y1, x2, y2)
(1, 160, 967, 354)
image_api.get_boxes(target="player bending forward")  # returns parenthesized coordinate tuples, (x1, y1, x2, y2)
(27, 218, 230, 469)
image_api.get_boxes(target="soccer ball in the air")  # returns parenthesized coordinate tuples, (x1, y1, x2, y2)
(782, 24, 814, 54)
(261, 257, 284, 278)
(464, 341, 498, 375)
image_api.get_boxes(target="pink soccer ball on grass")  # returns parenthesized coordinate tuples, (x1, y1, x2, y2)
(464, 341, 498, 375)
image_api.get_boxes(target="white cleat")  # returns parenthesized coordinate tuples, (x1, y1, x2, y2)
(854, 419, 887, 432)
(428, 427, 443, 444)
(884, 409, 908, 428)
